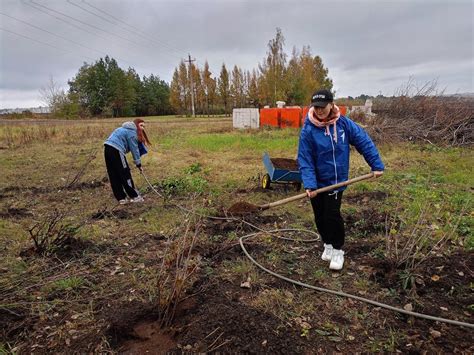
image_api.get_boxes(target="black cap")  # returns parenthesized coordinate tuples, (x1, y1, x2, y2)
(310, 89, 333, 107)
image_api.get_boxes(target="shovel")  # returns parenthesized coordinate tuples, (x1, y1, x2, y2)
(228, 172, 376, 214)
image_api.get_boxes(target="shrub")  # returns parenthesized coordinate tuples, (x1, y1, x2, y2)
(27, 210, 80, 255)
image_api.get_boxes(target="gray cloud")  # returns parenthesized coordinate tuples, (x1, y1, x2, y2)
(1, 0, 472, 108)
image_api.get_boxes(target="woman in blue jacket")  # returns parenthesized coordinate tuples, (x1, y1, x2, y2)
(298, 89, 384, 270)
(104, 119, 150, 204)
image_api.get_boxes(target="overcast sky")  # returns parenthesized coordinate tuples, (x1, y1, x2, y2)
(0, 0, 472, 108)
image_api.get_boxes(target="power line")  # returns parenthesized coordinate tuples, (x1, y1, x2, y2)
(22, 0, 153, 68)
(0, 12, 114, 59)
(68, 0, 186, 60)
(28, 0, 168, 60)
(67, 0, 117, 26)
(0, 27, 96, 62)
(21, 0, 109, 41)
(80, 0, 188, 58)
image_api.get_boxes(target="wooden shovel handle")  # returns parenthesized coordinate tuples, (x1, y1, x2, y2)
(259, 172, 375, 210)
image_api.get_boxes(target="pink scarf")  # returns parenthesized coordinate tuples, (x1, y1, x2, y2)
(308, 105, 341, 143)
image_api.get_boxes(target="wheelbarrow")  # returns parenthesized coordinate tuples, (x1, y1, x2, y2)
(261, 152, 302, 190)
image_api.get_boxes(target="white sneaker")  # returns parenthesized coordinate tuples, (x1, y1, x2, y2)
(119, 198, 129, 205)
(321, 244, 333, 261)
(329, 249, 345, 270)
(130, 195, 144, 203)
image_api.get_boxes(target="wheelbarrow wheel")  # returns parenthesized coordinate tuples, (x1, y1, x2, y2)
(262, 174, 271, 189)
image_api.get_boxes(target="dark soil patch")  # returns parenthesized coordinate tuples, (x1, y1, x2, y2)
(344, 239, 380, 257)
(19, 238, 100, 260)
(106, 301, 160, 349)
(198, 239, 267, 263)
(344, 208, 386, 237)
(364, 249, 473, 323)
(0, 186, 51, 194)
(271, 158, 299, 171)
(414, 251, 473, 317)
(0, 207, 33, 218)
(0, 179, 106, 197)
(226, 201, 261, 215)
(119, 321, 176, 354)
(366, 257, 400, 289)
(344, 190, 388, 205)
(203, 213, 281, 235)
(53, 238, 102, 260)
(91, 209, 131, 220)
(66, 180, 105, 191)
(0, 307, 31, 341)
(173, 279, 307, 353)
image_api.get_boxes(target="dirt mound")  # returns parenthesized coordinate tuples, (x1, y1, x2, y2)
(203, 213, 282, 236)
(227, 201, 260, 215)
(271, 158, 298, 171)
(172, 279, 307, 353)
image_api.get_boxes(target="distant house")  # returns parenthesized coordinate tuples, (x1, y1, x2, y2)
(348, 99, 373, 116)
(0, 106, 51, 115)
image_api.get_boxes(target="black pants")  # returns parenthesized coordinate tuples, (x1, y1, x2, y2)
(310, 191, 345, 249)
(104, 145, 138, 201)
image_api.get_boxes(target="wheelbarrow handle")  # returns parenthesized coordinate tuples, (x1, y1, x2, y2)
(259, 172, 375, 210)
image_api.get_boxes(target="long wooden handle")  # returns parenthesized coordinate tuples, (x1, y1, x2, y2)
(259, 172, 375, 210)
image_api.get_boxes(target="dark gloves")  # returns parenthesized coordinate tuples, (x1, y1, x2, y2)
(136, 164, 143, 172)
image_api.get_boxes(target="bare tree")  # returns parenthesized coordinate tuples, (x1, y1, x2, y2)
(39, 76, 67, 110)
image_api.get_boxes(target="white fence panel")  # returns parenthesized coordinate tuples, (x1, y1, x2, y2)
(232, 108, 260, 129)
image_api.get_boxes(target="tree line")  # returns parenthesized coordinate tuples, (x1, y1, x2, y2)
(170, 28, 333, 115)
(44, 56, 172, 118)
(44, 28, 332, 118)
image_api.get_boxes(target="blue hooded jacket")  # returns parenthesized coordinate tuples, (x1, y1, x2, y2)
(297, 115, 384, 191)
(104, 122, 141, 166)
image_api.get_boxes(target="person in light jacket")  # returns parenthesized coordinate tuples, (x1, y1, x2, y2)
(297, 89, 384, 270)
(104, 119, 151, 204)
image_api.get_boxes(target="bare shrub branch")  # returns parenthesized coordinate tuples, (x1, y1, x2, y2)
(64, 148, 98, 189)
(156, 210, 202, 327)
(28, 210, 80, 255)
(370, 79, 473, 146)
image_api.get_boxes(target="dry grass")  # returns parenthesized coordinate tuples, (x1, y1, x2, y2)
(0, 116, 472, 352)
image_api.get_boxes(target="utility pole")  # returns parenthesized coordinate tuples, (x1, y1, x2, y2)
(185, 54, 196, 117)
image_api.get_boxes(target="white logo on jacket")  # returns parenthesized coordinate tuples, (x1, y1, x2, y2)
(339, 130, 345, 144)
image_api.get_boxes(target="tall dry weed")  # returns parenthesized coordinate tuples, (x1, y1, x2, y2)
(369, 79, 473, 146)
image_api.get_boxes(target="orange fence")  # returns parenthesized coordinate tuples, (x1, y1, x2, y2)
(259, 108, 280, 127)
(261, 106, 347, 128)
(280, 108, 302, 128)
